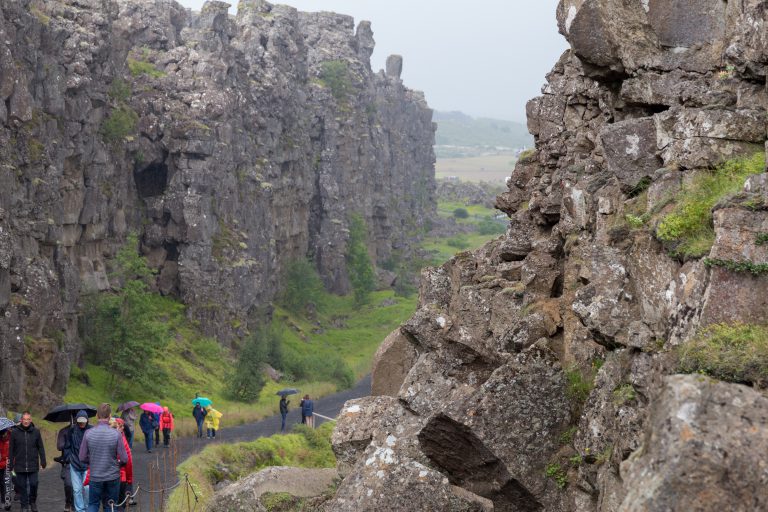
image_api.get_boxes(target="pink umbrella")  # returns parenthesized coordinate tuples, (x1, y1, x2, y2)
(140, 402, 163, 414)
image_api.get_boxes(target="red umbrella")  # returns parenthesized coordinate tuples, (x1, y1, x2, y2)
(140, 403, 163, 414)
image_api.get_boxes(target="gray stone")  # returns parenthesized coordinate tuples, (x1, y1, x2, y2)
(599, 118, 662, 191)
(370, 328, 418, 397)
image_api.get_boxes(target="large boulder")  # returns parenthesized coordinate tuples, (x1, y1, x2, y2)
(619, 375, 768, 511)
(370, 328, 418, 397)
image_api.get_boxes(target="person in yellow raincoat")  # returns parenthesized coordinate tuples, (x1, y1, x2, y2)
(204, 407, 222, 439)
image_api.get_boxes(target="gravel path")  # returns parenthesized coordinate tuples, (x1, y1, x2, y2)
(32, 376, 370, 511)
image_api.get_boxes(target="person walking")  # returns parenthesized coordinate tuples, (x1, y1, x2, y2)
(301, 395, 315, 429)
(152, 408, 161, 448)
(111, 420, 132, 511)
(78, 403, 128, 512)
(160, 407, 174, 448)
(9, 412, 46, 512)
(192, 404, 206, 438)
(65, 411, 92, 512)
(55, 425, 74, 512)
(299, 396, 306, 424)
(119, 407, 136, 449)
(279, 397, 289, 433)
(0, 428, 10, 511)
(138, 410, 157, 453)
(204, 407, 221, 439)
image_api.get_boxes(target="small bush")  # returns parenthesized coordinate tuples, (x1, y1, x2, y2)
(319, 60, 352, 101)
(108, 79, 132, 102)
(656, 153, 765, 258)
(704, 258, 768, 275)
(347, 214, 375, 307)
(755, 233, 768, 246)
(279, 258, 325, 314)
(101, 105, 138, 143)
(452, 207, 469, 219)
(612, 384, 636, 406)
(446, 236, 470, 249)
(127, 57, 166, 78)
(678, 323, 768, 387)
(477, 218, 507, 236)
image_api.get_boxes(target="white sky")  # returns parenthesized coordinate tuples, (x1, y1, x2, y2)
(176, 1, 568, 122)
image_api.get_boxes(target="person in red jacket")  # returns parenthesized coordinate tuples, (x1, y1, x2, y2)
(112, 419, 133, 511)
(159, 408, 174, 448)
(0, 429, 10, 511)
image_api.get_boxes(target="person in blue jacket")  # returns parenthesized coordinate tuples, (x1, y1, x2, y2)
(301, 395, 314, 429)
(138, 410, 157, 453)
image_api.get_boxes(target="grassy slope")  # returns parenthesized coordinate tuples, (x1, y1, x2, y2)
(65, 290, 415, 437)
(423, 201, 506, 263)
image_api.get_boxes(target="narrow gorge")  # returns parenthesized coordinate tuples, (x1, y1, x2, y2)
(0, 0, 435, 408)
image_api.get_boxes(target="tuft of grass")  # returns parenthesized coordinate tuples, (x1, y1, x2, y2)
(318, 60, 352, 101)
(704, 258, 768, 275)
(565, 359, 602, 406)
(678, 323, 768, 387)
(755, 233, 768, 246)
(612, 383, 636, 406)
(127, 57, 166, 78)
(545, 462, 568, 489)
(656, 153, 765, 259)
(168, 422, 336, 510)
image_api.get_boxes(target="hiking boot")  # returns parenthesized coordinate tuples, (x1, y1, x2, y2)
(30, 503, 38, 512)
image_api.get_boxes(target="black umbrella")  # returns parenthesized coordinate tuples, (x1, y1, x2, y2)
(116, 401, 140, 412)
(276, 388, 299, 397)
(44, 403, 97, 423)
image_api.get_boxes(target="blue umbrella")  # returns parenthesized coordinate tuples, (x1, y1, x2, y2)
(0, 417, 13, 431)
(192, 397, 212, 407)
(276, 388, 299, 397)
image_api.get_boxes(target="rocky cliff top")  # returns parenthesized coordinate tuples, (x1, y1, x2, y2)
(0, 0, 435, 409)
(329, 1, 768, 510)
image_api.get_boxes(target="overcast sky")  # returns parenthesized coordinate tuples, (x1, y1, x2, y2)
(176, 1, 568, 123)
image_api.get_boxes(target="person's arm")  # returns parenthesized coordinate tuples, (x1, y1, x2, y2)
(78, 432, 89, 464)
(37, 430, 46, 468)
(116, 433, 128, 465)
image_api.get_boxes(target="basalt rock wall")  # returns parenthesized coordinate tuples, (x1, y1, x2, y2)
(0, 0, 435, 408)
(331, 1, 768, 511)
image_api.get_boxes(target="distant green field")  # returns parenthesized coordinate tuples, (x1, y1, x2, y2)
(423, 201, 507, 263)
(436, 154, 517, 184)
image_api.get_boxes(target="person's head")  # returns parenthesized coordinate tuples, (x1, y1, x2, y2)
(97, 403, 111, 420)
(163, 406, 169, 413)
(303, 394, 309, 400)
(20, 411, 32, 427)
(76, 410, 89, 428)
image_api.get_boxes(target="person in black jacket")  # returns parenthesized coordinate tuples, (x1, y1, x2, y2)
(9, 412, 46, 512)
(279, 397, 289, 433)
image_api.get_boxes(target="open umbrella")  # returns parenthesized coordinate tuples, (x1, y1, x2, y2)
(276, 388, 299, 397)
(116, 401, 140, 412)
(0, 417, 14, 431)
(191, 397, 212, 407)
(140, 403, 164, 414)
(44, 403, 97, 423)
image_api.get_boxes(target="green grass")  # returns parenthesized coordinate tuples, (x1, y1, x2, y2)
(423, 201, 506, 263)
(168, 423, 336, 511)
(127, 57, 166, 78)
(656, 153, 765, 259)
(678, 323, 768, 387)
(66, 289, 414, 437)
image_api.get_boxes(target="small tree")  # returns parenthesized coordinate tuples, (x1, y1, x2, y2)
(347, 214, 376, 307)
(226, 333, 268, 402)
(453, 207, 469, 219)
(80, 233, 168, 397)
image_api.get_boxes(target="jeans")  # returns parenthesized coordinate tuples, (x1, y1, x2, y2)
(71, 466, 88, 512)
(154, 428, 160, 446)
(196, 419, 204, 437)
(163, 428, 171, 446)
(280, 412, 287, 432)
(87, 479, 120, 512)
(125, 427, 134, 449)
(15, 471, 38, 507)
(207, 428, 216, 438)
(144, 431, 154, 452)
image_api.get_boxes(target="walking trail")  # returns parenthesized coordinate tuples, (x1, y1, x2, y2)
(33, 376, 371, 511)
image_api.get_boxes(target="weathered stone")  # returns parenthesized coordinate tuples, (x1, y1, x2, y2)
(647, 0, 726, 48)
(385, 54, 402, 80)
(619, 375, 768, 511)
(370, 328, 418, 397)
(599, 118, 663, 191)
(208, 466, 338, 512)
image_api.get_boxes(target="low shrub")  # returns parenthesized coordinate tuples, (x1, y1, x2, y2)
(452, 207, 469, 219)
(100, 105, 138, 143)
(678, 323, 768, 387)
(127, 57, 166, 78)
(318, 60, 352, 101)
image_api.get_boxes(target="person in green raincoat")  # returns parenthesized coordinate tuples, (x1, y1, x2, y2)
(204, 407, 222, 439)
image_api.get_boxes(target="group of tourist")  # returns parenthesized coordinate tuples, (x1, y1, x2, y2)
(279, 394, 314, 433)
(0, 405, 132, 512)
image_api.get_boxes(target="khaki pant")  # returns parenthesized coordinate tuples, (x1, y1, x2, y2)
(306, 415, 314, 428)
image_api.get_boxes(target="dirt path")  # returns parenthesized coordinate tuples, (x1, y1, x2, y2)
(33, 376, 371, 511)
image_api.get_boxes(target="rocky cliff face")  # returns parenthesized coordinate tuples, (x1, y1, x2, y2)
(331, 1, 768, 511)
(0, 0, 434, 408)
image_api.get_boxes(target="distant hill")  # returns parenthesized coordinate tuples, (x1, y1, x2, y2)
(434, 111, 533, 157)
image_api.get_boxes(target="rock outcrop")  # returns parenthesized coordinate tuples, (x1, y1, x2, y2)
(0, 0, 435, 409)
(330, 1, 768, 510)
